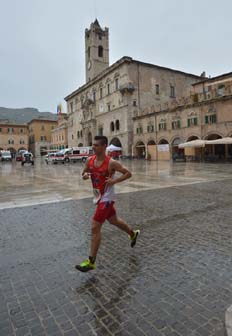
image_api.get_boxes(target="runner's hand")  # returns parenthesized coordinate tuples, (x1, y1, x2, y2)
(105, 177, 115, 186)
(82, 173, 90, 180)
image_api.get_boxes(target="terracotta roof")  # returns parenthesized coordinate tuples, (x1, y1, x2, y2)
(193, 72, 232, 85)
(28, 119, 58, 124)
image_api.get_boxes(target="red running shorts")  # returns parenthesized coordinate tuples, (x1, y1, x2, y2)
(93, 201, 116, 223)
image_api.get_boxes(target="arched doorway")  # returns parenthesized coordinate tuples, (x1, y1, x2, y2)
(147, 139, 156, 160)
(109, 137, 122, 159)
(159, 139, 169, 145)
(187, 135, 199, 141)
(205, 133, 221, 140)
(172, 137, 182, 146)
(135, 141, 146, 159)
(110, 137, 122, 148)
(185, 136, 202, 161)
(172, 137, 185, 161)
(204, 133, 224, 161)
(157, 139, 170, 161)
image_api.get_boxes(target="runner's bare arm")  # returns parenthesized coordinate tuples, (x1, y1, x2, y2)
(82, 157, 90, 180)
(106, 159, 132, 186)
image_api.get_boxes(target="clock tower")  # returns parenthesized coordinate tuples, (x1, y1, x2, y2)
(85, 19, 109, 82)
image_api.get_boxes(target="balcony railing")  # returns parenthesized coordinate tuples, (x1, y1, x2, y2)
(119, 83, 135, 94)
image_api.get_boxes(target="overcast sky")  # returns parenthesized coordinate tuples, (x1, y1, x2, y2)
(0, 0, 231, 113)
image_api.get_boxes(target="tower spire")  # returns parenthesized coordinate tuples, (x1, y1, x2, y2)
(93, 19, 100, 28)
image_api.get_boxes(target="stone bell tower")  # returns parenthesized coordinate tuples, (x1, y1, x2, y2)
(85, 19, 109, 82)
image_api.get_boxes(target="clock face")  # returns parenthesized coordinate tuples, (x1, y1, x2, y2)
(87, 61, 91, 70)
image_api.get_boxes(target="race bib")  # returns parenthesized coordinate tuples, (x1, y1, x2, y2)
(93, 188, 101, 204)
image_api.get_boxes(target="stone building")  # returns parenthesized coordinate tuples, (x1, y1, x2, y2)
(133, 72, 232, 160)
(0, 122, 28, 155)
(50, 113, 68, 150)
(28, 118, 58, 156)
(65, 20, 201, 156)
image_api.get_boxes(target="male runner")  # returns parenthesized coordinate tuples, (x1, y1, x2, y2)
(75, 135, 140, 272)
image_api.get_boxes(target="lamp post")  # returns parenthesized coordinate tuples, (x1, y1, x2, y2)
(155, 114, 158, 162)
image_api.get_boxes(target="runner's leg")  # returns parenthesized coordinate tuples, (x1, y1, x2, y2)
(108, 214, 140, 248)
(90, 219, 103, 258)
(108, 214, 133, 236)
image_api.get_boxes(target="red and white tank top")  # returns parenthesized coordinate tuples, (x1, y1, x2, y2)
(88, 155, 116, 204)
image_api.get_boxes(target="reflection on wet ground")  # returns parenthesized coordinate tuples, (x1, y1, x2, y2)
(1, 179, 232, 335)
(1, 159, 232, 335)
(0, 159, 232, 209)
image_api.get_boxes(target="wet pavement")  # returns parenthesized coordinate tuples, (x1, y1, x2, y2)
(0, 159, 232, 209)
(0, 160, 232, 335)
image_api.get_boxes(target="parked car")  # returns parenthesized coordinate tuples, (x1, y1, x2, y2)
(16, 154, 22, 161)
(45, 152, 57, 164)
(52, 151, 66, 164)
(1, 151, 12, 161)
(16, 150, 27, 161)
(21, 152, 34, 166)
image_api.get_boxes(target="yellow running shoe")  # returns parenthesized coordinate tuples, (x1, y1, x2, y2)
(130, 230, 140, 248)
(75, 259, 96, 272)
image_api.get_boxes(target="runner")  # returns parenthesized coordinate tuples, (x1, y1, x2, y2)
(75, 135, 140, 272)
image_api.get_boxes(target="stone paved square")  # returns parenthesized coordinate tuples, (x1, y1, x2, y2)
(1, 161, 232, 335)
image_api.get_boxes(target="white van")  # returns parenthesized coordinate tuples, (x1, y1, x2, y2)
(1, 151, 12, 161)
(64, 147, 93, 163)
